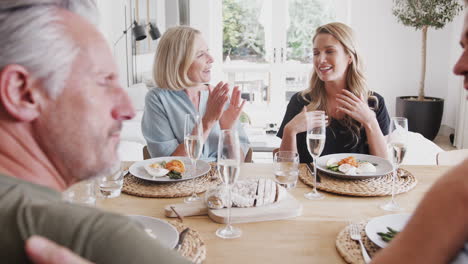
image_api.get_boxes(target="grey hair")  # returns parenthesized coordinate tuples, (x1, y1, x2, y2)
(0, 0, 99, 98)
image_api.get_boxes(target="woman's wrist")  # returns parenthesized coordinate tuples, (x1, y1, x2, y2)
(284, 124, 298, 137)
(363, 116, 380, 133)
(202, 117, 216, 133)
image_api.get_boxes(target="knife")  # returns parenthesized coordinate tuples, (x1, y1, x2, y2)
(306, 163, 321, 183)
(175, 228, 190, 250)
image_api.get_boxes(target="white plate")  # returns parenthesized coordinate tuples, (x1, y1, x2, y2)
(316, 153, 393, 179)
(129, 157, 211, 182)
(127, 215, 179, 249)
(365, 213, 411, 248)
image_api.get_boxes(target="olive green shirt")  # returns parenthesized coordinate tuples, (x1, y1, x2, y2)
(0, 174, 190, 264)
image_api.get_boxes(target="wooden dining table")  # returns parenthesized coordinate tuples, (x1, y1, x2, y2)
(97, 162, 452, 264)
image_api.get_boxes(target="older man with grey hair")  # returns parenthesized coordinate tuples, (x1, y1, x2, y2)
(0, 0, 188, 263)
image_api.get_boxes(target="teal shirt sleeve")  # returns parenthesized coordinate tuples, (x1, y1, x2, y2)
(141, 88, 250, 162)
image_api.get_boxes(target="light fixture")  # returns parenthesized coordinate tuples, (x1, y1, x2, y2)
(148, 22, 161, 40)
(132, 21, 147, 41)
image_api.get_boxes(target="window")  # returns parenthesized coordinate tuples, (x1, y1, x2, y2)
(222, 0, 344, 127)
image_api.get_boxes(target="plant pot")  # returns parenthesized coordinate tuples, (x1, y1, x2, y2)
(395, 96, 444, 140)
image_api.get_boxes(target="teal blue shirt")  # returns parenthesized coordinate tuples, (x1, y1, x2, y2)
(142, 88, 250, 162)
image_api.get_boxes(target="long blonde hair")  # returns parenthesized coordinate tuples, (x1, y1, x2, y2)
(301, 22, 377, 146)
(153, 26, 200, 90)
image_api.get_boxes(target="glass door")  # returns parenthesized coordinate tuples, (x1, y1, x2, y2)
(222, 0, 341, 127)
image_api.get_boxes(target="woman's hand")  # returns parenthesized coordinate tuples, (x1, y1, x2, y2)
(336, 90, 376, 125)
(280, 107, 327, 153)
(203, 82, 229, 127)
(219, 86, 246, 129)
(337, 90, 387, 158)
(284, 107, 327, 135)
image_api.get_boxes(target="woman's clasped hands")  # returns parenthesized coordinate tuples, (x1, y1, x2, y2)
(203, 81, 245, 130)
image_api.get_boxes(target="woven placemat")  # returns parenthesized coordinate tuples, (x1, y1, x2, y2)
(122, 163, 221, 198)
(336, 222, 380, 264)
(170, 221, 206, 264)
(299, 165, 417, 197)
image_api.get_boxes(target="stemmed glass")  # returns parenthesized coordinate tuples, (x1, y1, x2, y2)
(304, 111, 326, 200)
(184, 114, 204, 203)
(380, 117, 408, 211)
(216, 129, 242, 239)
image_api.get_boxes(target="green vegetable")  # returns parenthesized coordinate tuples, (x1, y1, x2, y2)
(377, 227, 400, 242)
(167, 170, 182, 179)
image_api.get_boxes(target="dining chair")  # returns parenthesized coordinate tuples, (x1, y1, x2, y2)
(143, 145, 151, 160)
(436, 149, 468, 166)
(244, 147, 253, 163)
(272, 148, 280, 159)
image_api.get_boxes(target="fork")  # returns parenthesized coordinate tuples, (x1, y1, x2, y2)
(349, 223, 371, 264)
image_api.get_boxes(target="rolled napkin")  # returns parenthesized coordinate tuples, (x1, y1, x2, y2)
(205, 178, 287, 209)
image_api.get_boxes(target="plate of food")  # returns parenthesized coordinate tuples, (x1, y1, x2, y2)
(365, 213, 410, 248)
(316, 153, 393, 179)
(127, 215, 179, 249)
(129, 156, 211, 182)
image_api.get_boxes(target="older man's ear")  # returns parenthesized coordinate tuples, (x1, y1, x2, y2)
(0, 64, 45, 122)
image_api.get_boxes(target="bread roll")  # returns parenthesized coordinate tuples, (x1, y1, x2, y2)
(205, 178, 287, 209)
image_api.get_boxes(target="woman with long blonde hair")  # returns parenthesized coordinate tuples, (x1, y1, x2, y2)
(277, 22, 389, 163)
(142, 26, 250, 161)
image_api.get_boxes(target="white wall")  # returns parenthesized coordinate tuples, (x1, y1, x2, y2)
(97, 0, 131, 86)
(349, 0, 464, 128)
(97, 0, 466, 129)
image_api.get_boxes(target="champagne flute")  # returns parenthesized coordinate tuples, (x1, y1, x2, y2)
(216, 129, 242, 239)
(380, 117, 408, 211)
(184, 114, 204, 203)
(304, 111, 326, 200)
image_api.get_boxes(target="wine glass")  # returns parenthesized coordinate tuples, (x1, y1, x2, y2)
(304, 111, 326, 200)
(380, 117, 408, 211)
(216, 129, 242, 239)
(184, 114, 204, 203)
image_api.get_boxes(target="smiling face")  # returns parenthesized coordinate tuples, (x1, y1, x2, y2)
(453, 10, 468, 97)
(187, 34, 213, 84)
(313, 33, 351, 84)
(34, 11, 135, 183)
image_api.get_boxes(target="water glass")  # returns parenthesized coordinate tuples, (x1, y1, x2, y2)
(62, 179, 96, 206)
(97, 167, 124, 198)
(273, 151, 299, 189)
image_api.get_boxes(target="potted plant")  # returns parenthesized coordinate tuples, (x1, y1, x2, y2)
(393, 0, 463, 140)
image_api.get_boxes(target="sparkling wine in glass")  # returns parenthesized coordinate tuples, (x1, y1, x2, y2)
(216, 130, 242, 239)
(381, 117, 408, 211)
(304, 111, 326, 200)
(184, 114, 204, 203)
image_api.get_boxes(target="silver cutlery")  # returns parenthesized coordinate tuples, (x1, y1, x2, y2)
(349, 223, 371, 264)
(306, 163, 321, 183)
(175, 227, 190, 251)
